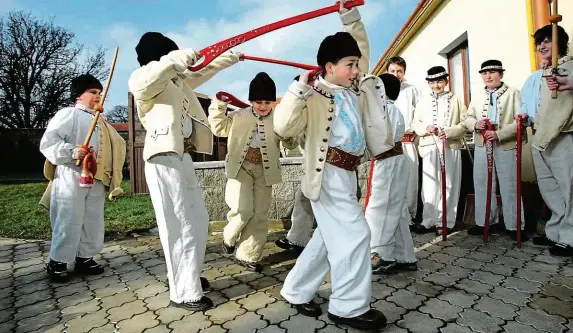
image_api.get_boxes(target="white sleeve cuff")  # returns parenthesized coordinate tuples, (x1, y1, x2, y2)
(340, 7, 361, 25)
(288, 81, 313, 100)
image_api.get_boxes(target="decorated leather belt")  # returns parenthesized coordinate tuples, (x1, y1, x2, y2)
(326, 146, 362, 171)
(400, 132, 417, 143)
(374, 142, 403, 160)
(183, 138, 196, 154)
(244, 147, 263, 164)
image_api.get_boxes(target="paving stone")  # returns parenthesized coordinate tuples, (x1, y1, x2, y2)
(170, 312, 212, 332)
(248, 276, 280, 290)
(529, 294, 573, 318)
(457, 308, 504, 333)
(552, 275, 573, 289)
(417, 259, 445, 272)
(502, 321, 544, 333)
(371, 283, 396, 300)
(516, 307, 567, 333)
(379, 274, 413, 289)
(65, 310, 109, 333)
(100, 291, 137, 310)
(256, 300, 296, 324)
(370, 324, 408, 333)
(469, 270, 505, 286)
(155, 306, 189, 324)
(13, 263, 46, 277)
(205, 301, 246, 325)
(125, 276, 158, 290)
(488, 286, 531, 306)
(440, 323, 473, 333)
(206, 290, 230, 307)
(235, 272, 264, 283)
(256, 325, 286, 333)
(15, 309, 60, 333)
(441, 247, 470, 258)
(453, 258, 484, 270)
(237, 292, 274, 311)
(476, 245, 506, 256)
(474, 296, 519, 320)
(438, 290, 478, 308)
(533, 254, 565, 265)
(13, 270, 45, 286)
(113, 262, 141, 274)
(42, 322, 66, 333)
(502, 276, 542, 293)
(144, 324, 171, 333)
(525, 261, 560, 273)
(428, 253, 457, 265)
(406, 280, 444, 297)
(14, 299, 56, 321)
(541, 283, 573, 302)
(514, 268, 553, 283)
(200, 325, 227, 333)
(58, 292, 94, 309)
(117, 312, 159, 333)
(223, 311, 267, 333)
(0, 296, 14, 311)
(562, 266, 573, 277)
(93, 284, 129, 298)
(14, 288, 52, 308)
(280, 313, 326, 332)
(414, 250, 432, 259)
(135, 283, 168, 300)
(465, 251, 496, 262)
(424, 273, 457, 287)
(397, 311, 443, 333)
(210, 277, 241, 290)
(0, 308, 14, 324)
(107, 299, 147, 322)
(61, 298, 100, 318)
(493, 256, 525, 269)
(455, 278, 493, 295)
(438, 265, 472, 279)
(371, 299, 407, 323)
(54, 281, 89, 298)
(221, 283, 255, 300)
(504, 249, 534, 260)
(386, 289, 426, 310)
(420, 298, 462, 322)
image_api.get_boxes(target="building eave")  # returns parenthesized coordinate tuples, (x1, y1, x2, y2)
(371, 0, 444, 75)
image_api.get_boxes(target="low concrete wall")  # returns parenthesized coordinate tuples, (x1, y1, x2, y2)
(195, 157, 371, 221)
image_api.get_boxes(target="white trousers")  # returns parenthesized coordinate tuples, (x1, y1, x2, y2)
(49, 165, 105, 263)
(421, 145, 462, 229)
(145, 153, 209, 303)
(281, 164, 371, 318)
(403, 142, 419, 218)
(223, 161, 272, 263)
(532, 133, 573, 246)
(365, 155, 416, 263)
(474, 143, 524, 230)
(286, 187, 314, 246)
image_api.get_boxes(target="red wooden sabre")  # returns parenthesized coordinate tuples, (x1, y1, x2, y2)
(515, 114, 526, 248)
(188, 0, 365, 71)
(216, 91, 250, 108)
(240, 55, 320, 71)
(482, 120, 495, 243)
(440, 137, 447, 241)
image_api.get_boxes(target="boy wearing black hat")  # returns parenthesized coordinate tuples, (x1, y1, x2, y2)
(411, 66, 467, 235)
(274, 0, 393, 330)
(128, 32, 240, 310)
(521, 24, 573, 256)
(465, 60, 525, 240)
(39, 74, 126, 282)
(365, 73, 417, 274)
(208, 72, 298, 272)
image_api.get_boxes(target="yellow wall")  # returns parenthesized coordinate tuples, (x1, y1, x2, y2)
(397, 0, 531, 98)
(561, 1, 573, 57)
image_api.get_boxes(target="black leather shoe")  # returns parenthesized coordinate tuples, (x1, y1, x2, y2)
(235, 259, 263, 272)
(467, 225, 485, 236)
(46, 259, 70, 283)
(392, 262, 418, 272)
(436, 227, 452, 236)
(293, 300, 322, 317)
(413, 224, 435, 234)
(74, 257, 104, 275)
(509, 231, 529, 242)
(533, 235, 555, 246)
(164, 276, 210, 290)
(222, 242, 235, 254)
(327, 309, 387, 330)
(169, 296, 214, 311)
(549, 243, 573, 257)
(275, 238, 305, 255)
(371, 253, 396, 274)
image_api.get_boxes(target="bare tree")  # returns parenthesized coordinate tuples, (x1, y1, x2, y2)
(0, 11, 108, 129)
(105, 105, 128, 123)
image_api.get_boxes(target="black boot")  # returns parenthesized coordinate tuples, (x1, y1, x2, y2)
(549, 243, 573, 257)
(275, 238, 305, 255)
(413, 224, 435, 234)
(46, 259, 70, 283)
(467, 225, 485, 236)
(371, 253, 396, 274)
(222, 242, 235, 254)
(533, 235, 555, 246)
(508, 231, 529, 242)
(392, 262, 418, 272)
(170, 296, 214, 311)
(293, 300, 322, 317)
(327, 309, 387, 330)
(235, 259, 263, 273)
(74, 257, 104, 275)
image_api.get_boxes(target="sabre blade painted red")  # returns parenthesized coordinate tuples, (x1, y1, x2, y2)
(216, 91, 250, 109)
(189, 0, 365, 71)
(241, 55, 320, 71)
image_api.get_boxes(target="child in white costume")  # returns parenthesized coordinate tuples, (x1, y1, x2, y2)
(40, 74, 126, 283)
(365, 73, 417, 274)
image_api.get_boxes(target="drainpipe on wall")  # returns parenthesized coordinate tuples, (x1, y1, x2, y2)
(532, 0, 551, 69)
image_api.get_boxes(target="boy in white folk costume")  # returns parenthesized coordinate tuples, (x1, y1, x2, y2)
(386, 56, 422, 224)
(40, 74, 126, 282)
(209, 72, 298, 272)
(366, 73, 417, 274)
(128, 32, 240, 310)
(274, 1, 393, 330)
(412, 66, 467, 235)
(465, 60, 526, 241)
(520, 25, 573, 256)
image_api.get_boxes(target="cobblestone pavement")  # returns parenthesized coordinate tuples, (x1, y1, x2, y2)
(0, 229, 572, 333)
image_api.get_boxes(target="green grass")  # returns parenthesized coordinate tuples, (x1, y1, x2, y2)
(0, 180, 155, 239)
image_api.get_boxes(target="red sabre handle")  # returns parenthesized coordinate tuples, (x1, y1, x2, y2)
(240, 55, 320, 71)
(515, 114, 526, 248)
(189, 0, 365, 71)
(216, 91, 250, 108)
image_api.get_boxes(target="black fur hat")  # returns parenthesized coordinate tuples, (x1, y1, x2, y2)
(317, 32, 361, 68)
(135, 32, 179, 66)
(70, 74, 103, 100)
(425, 66, 449, 81)
(249, 72, 276, 102)
(479, 60, 505, 74)
(379, 73, 401, 101)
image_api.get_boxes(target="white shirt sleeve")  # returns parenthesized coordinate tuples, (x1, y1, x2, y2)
(39, 108, 77, 165)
